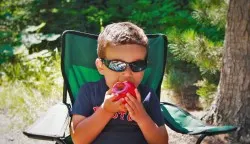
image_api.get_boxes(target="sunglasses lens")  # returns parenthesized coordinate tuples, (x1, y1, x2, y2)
(130, 60, 147, 72)
(108, 61, 127, 72)
(102, 59, 147, 72)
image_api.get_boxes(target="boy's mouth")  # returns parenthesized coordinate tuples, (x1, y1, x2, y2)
(118, 78, 134, 83)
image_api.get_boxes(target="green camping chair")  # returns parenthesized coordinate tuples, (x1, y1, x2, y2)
(23, 30, 237, 144)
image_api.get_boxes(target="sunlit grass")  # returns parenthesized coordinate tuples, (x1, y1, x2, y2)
(0, 81, 62, 128)
(0, 49, 63, 130)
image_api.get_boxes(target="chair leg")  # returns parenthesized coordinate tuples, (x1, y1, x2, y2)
(196, 134, 207, 144)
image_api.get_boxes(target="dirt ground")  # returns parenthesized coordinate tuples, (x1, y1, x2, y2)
(0, 89, 228, 144)
(0, 113, 203, 144)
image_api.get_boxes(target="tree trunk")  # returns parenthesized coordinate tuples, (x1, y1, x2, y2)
(204, 0, 250, 143)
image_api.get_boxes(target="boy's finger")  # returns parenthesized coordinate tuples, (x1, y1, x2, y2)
(105, 90, 117, 101)
(127, 93, 137, 103)
(119, 105, 127, 112)
(115, 98, 124, 105)
(105, 89, 112, 95)
(126, 93, 136, 102)
(125, 96, 136, 110)
(109, 95, 117, 101)
(125, 103, 134, 115)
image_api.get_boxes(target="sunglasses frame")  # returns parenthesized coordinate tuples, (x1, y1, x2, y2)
(100, 58, 147, 72)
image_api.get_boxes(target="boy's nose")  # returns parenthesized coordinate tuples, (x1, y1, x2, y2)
(122, 66, 133, 76)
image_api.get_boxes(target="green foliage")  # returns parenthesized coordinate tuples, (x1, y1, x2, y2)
(169, 29, 223, 75)
(1, 48, 61, 96)
(0, 0, 35, 46)
(103, 0, 196, 33)
(0, 48, 62, 126)
(163, 0, 228, 104)
(0, 0, 229, 113)
(195, 79, 217, 98)
(193, 0, 227, 42)
(0, 12, 61, 126)
(129, 0, 195, 33)
(164, 65, 201, 92)
(28, 0, 108, 34)
(191, 0, 228, 29)
(0, 44, 13, 64)
(195, 79, 217, 108)
(0, 0, 60, 63)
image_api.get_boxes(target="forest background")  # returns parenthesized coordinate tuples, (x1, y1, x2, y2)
(0, 0, 230, 143)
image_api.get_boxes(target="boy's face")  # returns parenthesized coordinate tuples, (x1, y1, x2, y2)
(96, 44, 147, 88)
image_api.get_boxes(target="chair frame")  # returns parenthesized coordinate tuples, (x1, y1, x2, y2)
(23, 30, 237, 144)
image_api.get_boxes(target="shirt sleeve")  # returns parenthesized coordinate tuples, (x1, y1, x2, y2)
(143, 88, 164, 127)
(71, 84, 93, 117)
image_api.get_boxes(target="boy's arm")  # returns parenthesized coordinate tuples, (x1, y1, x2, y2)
(137, 114, 168, 144)
(71, 90, 126, 144)
(125, 89, 168, 144)
(71, 107, 114, 144)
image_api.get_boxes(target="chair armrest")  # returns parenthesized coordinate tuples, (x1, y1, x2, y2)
(23, 102, 70, 141)
(160, 102, 237, 135)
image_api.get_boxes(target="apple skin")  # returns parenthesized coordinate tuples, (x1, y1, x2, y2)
(112, 81, 136, 103)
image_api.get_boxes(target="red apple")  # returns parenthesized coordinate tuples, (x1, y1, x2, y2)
(112, 81, 136, 103)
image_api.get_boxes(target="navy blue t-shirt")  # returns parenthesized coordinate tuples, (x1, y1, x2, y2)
(72, 78, 164, 144)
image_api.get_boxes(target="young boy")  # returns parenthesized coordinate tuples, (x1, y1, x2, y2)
(71, 22, 168, 144)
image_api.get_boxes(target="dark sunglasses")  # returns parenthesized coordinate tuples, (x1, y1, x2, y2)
(100, 58, 147, 72)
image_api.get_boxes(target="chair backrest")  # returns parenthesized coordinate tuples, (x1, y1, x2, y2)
(61, 30, 168, 104)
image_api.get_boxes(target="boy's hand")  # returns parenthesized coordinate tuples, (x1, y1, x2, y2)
(125, 89, 148, 123)
(101, 89, 127, 114)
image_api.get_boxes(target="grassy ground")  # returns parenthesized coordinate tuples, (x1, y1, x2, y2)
(0, 79, 63, 144)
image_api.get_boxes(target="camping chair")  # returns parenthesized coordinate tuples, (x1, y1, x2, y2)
(23, 30, 237, 144)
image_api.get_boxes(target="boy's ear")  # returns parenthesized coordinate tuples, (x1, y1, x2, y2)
(95, 58, 104, 75)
